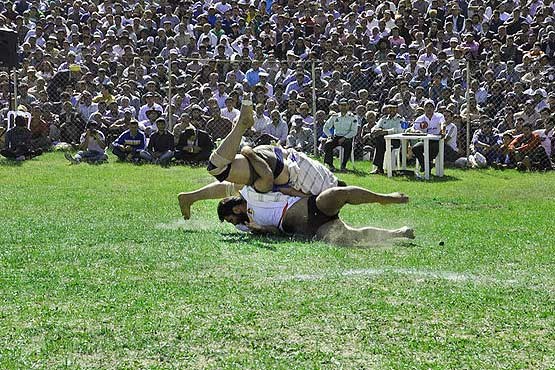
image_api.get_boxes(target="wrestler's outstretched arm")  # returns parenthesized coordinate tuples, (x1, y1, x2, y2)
(178, 182, 243, 220)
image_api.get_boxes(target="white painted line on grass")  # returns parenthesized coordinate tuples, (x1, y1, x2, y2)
(283, 267, 519, 286)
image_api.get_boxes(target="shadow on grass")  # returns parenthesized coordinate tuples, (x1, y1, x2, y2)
(395, 241, 422, 248)
(342, 167, 368, 177)
(340, 168, 460, 182)
(0, 158, 24, 167)
(391, 170, 460, 182)
(217, 232, 296, 251)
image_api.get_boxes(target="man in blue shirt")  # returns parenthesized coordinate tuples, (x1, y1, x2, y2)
(112, 121, 146, 162)
(245, 60, 266, 87)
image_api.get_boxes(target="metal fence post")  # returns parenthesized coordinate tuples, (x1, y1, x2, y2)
(466, 59, 471, 157)
(167, 62, 172, 130)
(12, 67, 18, 110)
(311, 60, 317, 156)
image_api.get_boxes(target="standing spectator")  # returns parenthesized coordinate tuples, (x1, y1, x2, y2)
(442, 107, 462, 163)
(323, 99, 359, 172)
(139, 118, 175, 167)
(64, 121, 107, 164)
(112, 121, 146, 162)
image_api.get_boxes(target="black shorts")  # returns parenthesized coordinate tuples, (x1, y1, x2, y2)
(283, 195, 339, 236)
(207, 161, 231, 182)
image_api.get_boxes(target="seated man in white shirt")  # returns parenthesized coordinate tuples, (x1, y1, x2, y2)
(215, 183, 414, 247)
(411, 100, 445, 171)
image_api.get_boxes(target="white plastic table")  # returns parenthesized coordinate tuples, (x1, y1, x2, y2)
(384, 133, 444, 180)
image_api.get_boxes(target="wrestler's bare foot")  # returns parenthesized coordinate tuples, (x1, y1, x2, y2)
(178, 192, 193, 220)
(398, 226, 415, 239)
(380, 192, 409, 204)
(237, 93, 254, 130)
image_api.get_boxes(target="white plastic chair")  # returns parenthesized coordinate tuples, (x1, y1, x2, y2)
(7, 111, 32, 130)
(381, 147, 401, 172)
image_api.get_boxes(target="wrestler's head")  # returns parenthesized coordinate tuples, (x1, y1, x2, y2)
(217, 196, 249, 225)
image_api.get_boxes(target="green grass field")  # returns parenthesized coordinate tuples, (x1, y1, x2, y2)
(1, 153, 555, 369)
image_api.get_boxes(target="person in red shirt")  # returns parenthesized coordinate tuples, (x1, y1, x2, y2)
(29, 104, 51, 151)
(508, 123, 552, 171)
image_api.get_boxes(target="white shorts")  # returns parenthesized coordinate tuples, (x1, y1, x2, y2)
(286, 149, 338, 195)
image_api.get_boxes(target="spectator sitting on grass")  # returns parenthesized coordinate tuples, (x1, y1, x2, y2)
(1, 115, 40, 161)
(174, 126, 214, 164)
(471, 119, 501, 166)
(59, 101, 86, 147)
(494, 132, 518, 169)
(112, 120, 146, 163)
(29, 104, 52, 152)
(140, 108, 162, 138)
(533, 116, 554, 162)
(509, 123, 553, 171)
(64, 121, 107, 164)
(139, 118, 175, 167)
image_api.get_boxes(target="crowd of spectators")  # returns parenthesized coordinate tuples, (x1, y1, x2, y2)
(0, 0, 554, 171)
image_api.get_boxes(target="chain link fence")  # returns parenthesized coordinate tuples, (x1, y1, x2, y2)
(461, 58, 554, 171)
(5, 55, 555, 171)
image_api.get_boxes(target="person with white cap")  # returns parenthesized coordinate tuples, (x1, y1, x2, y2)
(411, 100, 445, 171)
